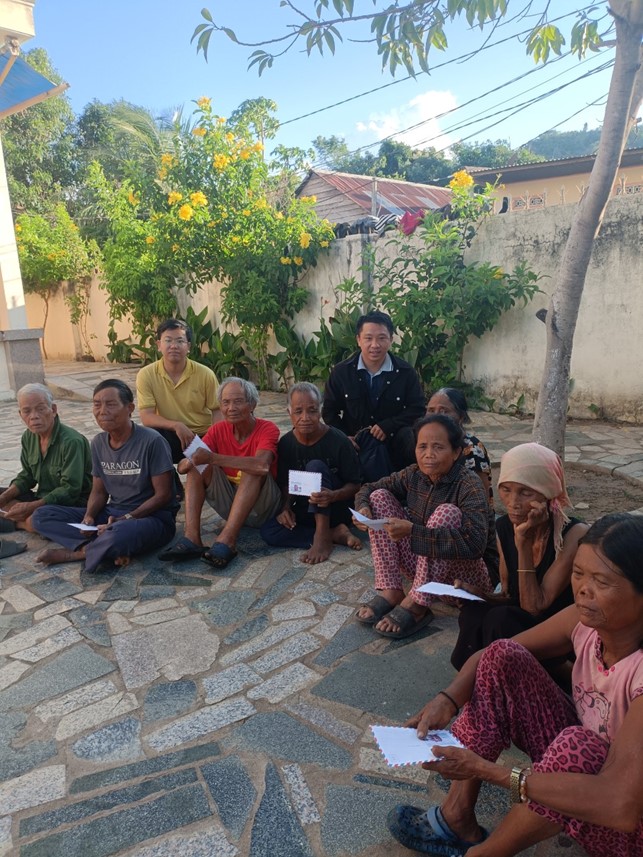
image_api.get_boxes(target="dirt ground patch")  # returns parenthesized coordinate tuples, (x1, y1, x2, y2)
(492, 463, 643, 523)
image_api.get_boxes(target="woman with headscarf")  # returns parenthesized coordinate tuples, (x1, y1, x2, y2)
(450, 442, 588, 670)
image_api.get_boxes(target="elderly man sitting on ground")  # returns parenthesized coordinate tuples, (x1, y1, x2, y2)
(33, 379, 177, 573)
(159, 377, 281, 569)
(0, 383, 91, 559)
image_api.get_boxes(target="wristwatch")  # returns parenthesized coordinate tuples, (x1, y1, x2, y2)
(123, 513, 133, 520)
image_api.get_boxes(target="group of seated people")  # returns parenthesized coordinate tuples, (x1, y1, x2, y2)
(0, 311, 641, 855)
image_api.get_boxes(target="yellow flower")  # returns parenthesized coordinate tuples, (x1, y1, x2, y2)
(158, 167, 168, 180)
(239, 149, 251, 160)
(160, 153, 175, 167)
(128, 191, 139, 205)
(275, 212, 284, 220)
(192, 126, 207, 137)
(190, 191, 208, 207)
(196, 96, 211, 109)
(172, 243, 180, 252)
(320, 240, 329, 248)
(253, 142, 263, 152)
(178, 204, 194, 221)
(47, 252, 56, 260)
(15, 223, 22, 232)
(231, 235, 240, 243)
(225, 132, 235, 143)
(168, 191, 183, 205)
(493, 268, 504, 279)
(280, 256, 291, 265)
(301, 194, 317, 203)
(213, 154, 230, 170)
(217, 116, 226, 124)
(449, 170, 474, 190)
(145, 236, 155, 244)
(242, 209, 251, 217)
(299, 232, 311, 249)
(293, 256, 303, 266)
(207, 221, 216, 228)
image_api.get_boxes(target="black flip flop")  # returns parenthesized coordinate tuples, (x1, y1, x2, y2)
(0, 540, 27, 559)
(202, 542, 238, 569)
(355, 594, 396, 625)
(375, 605, 434, 639)
(158, 537, 206, 562)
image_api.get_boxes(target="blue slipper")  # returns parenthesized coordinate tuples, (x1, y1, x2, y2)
(387, 805, 488, 855)
(202, 542, 238, 569)
(158, 537, 206, 562)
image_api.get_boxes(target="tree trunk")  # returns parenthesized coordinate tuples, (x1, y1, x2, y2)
(532, 2, 643, 455)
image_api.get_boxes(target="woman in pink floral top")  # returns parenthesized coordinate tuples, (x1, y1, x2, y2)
(386, 512, 643, 857)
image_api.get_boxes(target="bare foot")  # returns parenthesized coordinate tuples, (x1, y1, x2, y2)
(301, 536, 333, 564)
(331, 524, 363, 551)
(114, 556, 131, 567)
(36, 547, 85, 565)
(355, 587, 403, 622)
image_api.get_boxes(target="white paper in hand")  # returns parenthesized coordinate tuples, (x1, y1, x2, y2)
(416, 582, 484, 601)
(288, 470, 322, 497)
(68, 523, 99, 532)
(370, 725, 464, 766)
(350, 508, 389, 531)
(183, 435, 211, 473)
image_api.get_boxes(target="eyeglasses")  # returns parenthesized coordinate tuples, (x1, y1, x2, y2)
(160, 337, 189, 346)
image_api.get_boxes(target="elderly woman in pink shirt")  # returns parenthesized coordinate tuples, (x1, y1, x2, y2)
(386, 512, 643, 857)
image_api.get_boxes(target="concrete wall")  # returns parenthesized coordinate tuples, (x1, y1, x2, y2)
(33, 197, 643, 421)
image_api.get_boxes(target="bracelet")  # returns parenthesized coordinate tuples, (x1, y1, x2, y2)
(517, 568, 537, 573)
(510, 766, 523, 804)
(438, 690, 460, 716)
(519, 766, 533, 803)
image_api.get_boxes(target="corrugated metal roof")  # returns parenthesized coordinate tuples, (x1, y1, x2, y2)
(469, 147, 643, 184)
(297, 170, 451, 216)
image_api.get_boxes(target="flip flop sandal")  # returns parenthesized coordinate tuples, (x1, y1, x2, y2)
(387, 804, 488, 855)
(202, 542, 238, 569)
(355, 594, 396, 625)
(0, 539, 27, 559)
(158, 537, 206, 562)
(375, 605, 434, 639)
(0, 518, 17, 533)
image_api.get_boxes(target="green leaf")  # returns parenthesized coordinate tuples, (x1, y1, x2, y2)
(221, 27, 238, 43)
(200, 7, 213, 23)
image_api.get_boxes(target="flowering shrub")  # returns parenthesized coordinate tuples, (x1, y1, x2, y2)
(90, 98, 334, 378)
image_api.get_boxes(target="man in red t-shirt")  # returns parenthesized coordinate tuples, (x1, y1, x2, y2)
(159, 377, 281, 568)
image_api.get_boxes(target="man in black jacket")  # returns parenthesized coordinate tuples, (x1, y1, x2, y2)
(322, 311, 426, 481)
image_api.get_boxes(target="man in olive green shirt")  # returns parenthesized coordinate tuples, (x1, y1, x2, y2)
(0, 383, 92, 535)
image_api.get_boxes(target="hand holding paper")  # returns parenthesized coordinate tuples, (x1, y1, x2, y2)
(370, 725, 464, 766)
(288, 470, 322, 497)
(183, 435, 211, 473)
(350, 507, 390, 531)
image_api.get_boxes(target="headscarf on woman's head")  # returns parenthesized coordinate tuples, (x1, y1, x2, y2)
(498, 442, 572, 554)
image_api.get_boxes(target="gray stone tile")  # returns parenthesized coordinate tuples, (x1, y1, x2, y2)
(223, 614, 269, 645)
(231, 556, 270, 589)
(249, 762, 313, 857)
(133, 597, 179, 615)
(249, 633, 320, 675)
(313, 622, 375, 667)
(11, 626, 82, 663)
(129, 606, 191, 626)
(122, 828, 237, 857)
(0, 764, 66, 815)
(140, 569, 212, 588)
(0, 585, 44, 611)
(0, 644, 115, 711)
(228, 712, 352, 770)
(107, 600, 137, 613)
(202, 664, 262, 704)
(78, 622, 111, 646)
(0, 816, 10, 857)
(30, 577, 83, 602)
(192, 591, 256, 627)
(0, 660, 29, 690)
(0, 735, 57, 783)
(285, 701, 362, 745)
(271, 600, 316, 621)
(143, 680, 197, 722)
(33, 598, 80, 621)
(0, 614, 32, 642)
(107, 612, 132, 635)
(145, 697, 256, 752)
(70, 740, 222, 794)
(56, 692, 139, 741)
(314, 604, 355, 639)
(252, 567, 307, 612)
(0, 614, 71, 656)
(247, 663, 320, 703)
(68, 605, 107, 626)
(112, 615, 220, 688)
(139, 585, 177, 600)
(72, 716, 142, 762)
(101, 575, 140, 601)
(312, 647, 453, 722)
(308, 589, 340, 606)
(219, 618, 316, 667)
(34, 679, 118, 723)
(321, 783, 406, 856)
(201, 756, 257, 839)
(20, 783, 212, 857)
(282, 764, 321, 825)
(353, 773, 428, 792)
(20, 769, 198, 836)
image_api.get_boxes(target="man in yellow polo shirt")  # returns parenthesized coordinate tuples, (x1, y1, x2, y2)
(136, 319, 220, 464)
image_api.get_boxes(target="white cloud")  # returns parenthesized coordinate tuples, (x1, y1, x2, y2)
(354, 89, 457, 152)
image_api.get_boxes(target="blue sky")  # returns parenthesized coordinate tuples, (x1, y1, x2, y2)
(30, 1, 627, 165)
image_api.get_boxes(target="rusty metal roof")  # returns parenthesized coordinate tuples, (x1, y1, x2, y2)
(468, 147, 643, 184)
(297, 170, 452, 215)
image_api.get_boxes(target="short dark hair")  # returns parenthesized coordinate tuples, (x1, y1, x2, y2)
(413, 413, 465, 450)
(579, 513, 643, 594)
(93, 379, 134, 405)
(156, 318, 192, 344)
(429, 387, 471, 424)
(356, 310, 394, 337)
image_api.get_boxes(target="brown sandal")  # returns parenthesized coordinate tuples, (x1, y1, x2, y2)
(355, 594, 396, 625)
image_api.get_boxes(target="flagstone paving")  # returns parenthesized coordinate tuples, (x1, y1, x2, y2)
(2, 362, 640, 855)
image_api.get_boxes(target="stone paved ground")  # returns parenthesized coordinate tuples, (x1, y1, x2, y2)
(2, 363, 641, 856)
